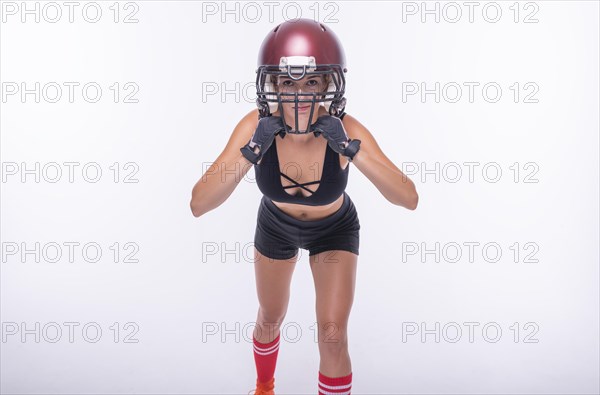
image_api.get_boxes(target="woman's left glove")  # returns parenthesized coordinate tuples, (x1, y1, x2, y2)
(311, 115, 361, 161)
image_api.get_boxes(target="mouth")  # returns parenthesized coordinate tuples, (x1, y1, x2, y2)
(293, 105, 311, 110)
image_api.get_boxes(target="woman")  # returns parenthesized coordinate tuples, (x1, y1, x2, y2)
(190, 19, 418, 395)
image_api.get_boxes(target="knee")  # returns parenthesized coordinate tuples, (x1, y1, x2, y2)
(257, 306, 287, 327)
(318, 335, 349, 358)
(316, 321, 349, 354)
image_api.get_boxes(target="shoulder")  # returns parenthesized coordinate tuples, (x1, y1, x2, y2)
(228, 108, 260, 143)
(340, 113, 377, 144)
(340, 113, 400, 170)
(220, 108, 260, 158)
(239, 108, 261, 132)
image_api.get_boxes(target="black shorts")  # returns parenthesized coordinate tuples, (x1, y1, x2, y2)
(254, 192, 360, 260)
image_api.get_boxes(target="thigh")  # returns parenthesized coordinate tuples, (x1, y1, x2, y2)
(254, 198, 300, 261)
(253, 200, 300, 316)
(302, 195, 360, 258)
(309, 250, 358, 341)
(254, 248, 299, 316)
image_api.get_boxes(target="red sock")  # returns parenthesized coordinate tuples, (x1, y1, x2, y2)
(318, 371, 352, 395)
(253, 332, 281, 383)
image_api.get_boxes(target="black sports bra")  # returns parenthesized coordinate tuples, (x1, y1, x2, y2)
(254, 115, 350, 206)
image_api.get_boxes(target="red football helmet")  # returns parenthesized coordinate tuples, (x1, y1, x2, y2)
(255, 18, 347, 134)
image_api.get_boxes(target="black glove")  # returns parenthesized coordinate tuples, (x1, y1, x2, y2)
(240, 116, 287, 165)
(311, 115, 361, 161)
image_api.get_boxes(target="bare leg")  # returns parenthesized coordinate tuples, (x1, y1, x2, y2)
(309, 250, 357, 377)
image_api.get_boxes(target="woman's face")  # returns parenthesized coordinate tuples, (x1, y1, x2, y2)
(274, 74, 328, 133)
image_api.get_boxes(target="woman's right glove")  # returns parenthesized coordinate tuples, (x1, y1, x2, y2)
(240, 116, 287, 165)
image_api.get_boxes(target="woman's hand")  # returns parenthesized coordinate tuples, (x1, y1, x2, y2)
(240, 116, 287, 165)
(311, 115, 362, 161)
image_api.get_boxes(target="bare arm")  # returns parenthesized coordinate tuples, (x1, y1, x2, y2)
(343, 114, 419, 210)
(190, 109, 259, 217)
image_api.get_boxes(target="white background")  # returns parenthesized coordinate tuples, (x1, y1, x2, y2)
(1, 1, 598, 394)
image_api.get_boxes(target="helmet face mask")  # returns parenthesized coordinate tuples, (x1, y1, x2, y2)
(256, 59, 346, 134)
(255, 19, 348, 135)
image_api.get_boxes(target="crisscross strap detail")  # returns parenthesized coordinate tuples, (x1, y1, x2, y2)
(279, 172, 321, 194)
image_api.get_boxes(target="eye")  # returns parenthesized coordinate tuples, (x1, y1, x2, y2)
(281, 80, 293, 86)
(307, 79, 319, 86)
